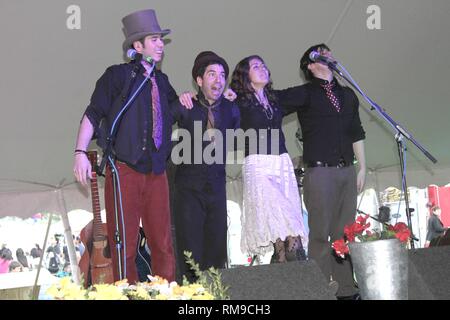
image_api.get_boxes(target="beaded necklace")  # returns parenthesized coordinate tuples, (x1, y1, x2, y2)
(254, 92, 273, 120)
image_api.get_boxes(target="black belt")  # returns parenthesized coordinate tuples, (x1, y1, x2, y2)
(306, 160, 351, 168)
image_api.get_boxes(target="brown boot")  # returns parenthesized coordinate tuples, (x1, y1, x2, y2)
(270, 238, 287, 263)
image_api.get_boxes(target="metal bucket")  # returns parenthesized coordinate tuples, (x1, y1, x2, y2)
(348, 238, 408, 300)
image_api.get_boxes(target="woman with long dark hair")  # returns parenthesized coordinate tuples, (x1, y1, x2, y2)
(230, 55, 308, 263)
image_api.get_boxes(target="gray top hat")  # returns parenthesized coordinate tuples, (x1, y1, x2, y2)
(122, 9, 171, 51)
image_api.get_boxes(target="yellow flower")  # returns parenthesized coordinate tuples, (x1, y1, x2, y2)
(88, 283, 128, 300)
(155, 293, 168, 300)
(114, 279, 129, 286)
(148, 275, 169, 285)
(45, 274, 218, 300)
(189, 283, 203, 290)
(46, 277, 88, 300)
(46, 285, 60, 298)
(180, 286, 196, 298)
(63, 286, 86, 300)
(60, 277, 72, 287)
(128, 286, 150, 300)
(172, 285, 184, 296)
(192, 292, 214, 300)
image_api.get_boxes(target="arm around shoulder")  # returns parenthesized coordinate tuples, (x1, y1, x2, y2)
(275, 85, 309, 115)
(169, 99, 185, 125)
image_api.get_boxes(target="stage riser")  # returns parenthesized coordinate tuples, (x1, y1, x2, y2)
(219, 246, 450, 300)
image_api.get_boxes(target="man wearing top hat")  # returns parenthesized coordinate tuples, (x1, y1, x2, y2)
(171, 51, 240, 281)
(73, 9, 177, 283)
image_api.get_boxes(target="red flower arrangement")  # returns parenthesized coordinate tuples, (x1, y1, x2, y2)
(332, 214, 411, 258)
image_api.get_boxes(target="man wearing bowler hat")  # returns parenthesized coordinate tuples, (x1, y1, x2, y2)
(171, 51, 240, 282)
(73, 9, 177, 283)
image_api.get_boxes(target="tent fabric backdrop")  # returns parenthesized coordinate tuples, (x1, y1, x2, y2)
(0, 179, 103, 219)
(0, 3, 448, 272)
(1, 1, 449, 217)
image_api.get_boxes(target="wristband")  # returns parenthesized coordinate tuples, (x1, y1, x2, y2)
(74, 149, 88, 156)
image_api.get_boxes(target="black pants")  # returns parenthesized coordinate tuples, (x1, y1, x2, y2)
(174, 180, 227, 282)
(303, 165, 358, 296)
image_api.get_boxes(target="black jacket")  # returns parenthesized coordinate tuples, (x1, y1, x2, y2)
(426, 214, 446, 242)
(84, 61, 178, 174)
(277, 78, 365, 166)
(236, 94, 288, 157)
(171, 96, 240, 190)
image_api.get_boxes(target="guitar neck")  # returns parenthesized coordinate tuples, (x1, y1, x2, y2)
(88, 151, 106, 242)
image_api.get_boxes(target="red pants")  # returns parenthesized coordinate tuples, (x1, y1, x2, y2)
(105, 162, 175, 283)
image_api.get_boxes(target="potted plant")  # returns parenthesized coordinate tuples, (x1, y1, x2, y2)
(332, 214, 411, 300)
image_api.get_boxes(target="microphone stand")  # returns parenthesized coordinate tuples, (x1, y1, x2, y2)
(327, 61, 437, 249)
(95, 58, 155, 279)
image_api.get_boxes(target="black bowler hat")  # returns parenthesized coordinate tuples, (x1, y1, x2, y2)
(192, 51, 229, 80)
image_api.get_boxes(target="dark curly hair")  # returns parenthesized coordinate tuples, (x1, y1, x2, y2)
(230, 55, 277, 105)
(0, 248, 12, 260)
(299, 43, 331, 81)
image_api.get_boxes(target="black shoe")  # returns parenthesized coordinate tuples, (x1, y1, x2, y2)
(336, 293, 361, 300)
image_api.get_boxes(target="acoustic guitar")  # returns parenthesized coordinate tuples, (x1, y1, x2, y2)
(78, 150, 114, 287)
(78, 151, 152, 286)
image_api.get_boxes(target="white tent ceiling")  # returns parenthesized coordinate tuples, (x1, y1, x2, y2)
(1, 0, 449, 214)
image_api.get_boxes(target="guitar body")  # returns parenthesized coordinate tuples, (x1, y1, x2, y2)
(79, 221, 114, 287)
(89, 225, 114, 285)
(78, 220, 93, 287)
(78, 151, 114, 288)
(81, 224, 152, 285)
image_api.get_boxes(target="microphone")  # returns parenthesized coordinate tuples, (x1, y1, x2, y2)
(309, 51, 337, 66)
(126, 49, 153, 64)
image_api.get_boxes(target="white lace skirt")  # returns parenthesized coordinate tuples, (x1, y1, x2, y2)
(240, 153, 308, 256)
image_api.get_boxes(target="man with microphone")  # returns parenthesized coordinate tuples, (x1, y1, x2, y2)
(278, 44, 366, 299)
(73, 9, 177, 284)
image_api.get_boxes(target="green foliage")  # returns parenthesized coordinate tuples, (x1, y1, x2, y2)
(183, 251, 230, 300)
(359, 229, 397, 242)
